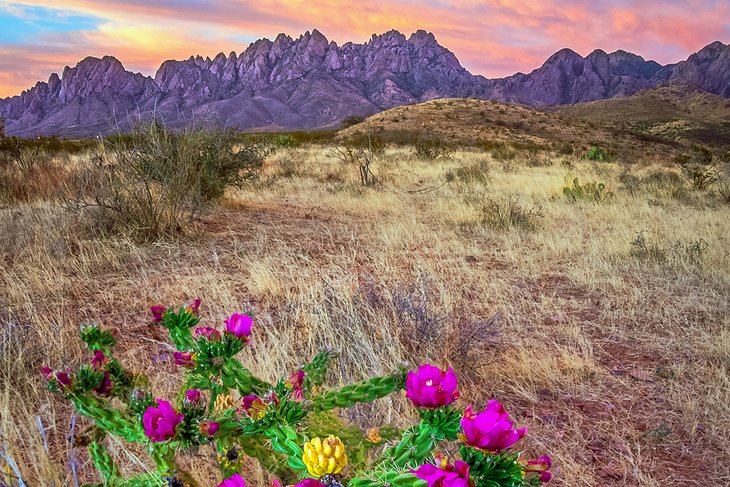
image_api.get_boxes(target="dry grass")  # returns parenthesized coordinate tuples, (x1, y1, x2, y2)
(1, 145, 729, 486)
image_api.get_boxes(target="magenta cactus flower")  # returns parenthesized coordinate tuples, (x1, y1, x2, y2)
(460, 400, 527, 452)
(412, 455, 470, 487)
(405, 364, 460, 409)
(293, 480, 325, 487)
(41, 367, 74, 390)
(91, 350, 108, 370)
(41, 366, 53, 380)
(150, 304, 166, 323)
(270, 480, 283, 487)
(173, 351, 196, 368)
(219, 474, 247, 487)
(185, 389, 202, 403)
(143, 399, 184, 442)
(525, 455, 553, 482)
(194, 327, 221, 341)
(224, 313, 253, 342)
(186, 297, 202, 314)
(199, 421, 220, 436)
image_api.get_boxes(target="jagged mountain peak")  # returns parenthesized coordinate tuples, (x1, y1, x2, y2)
(0, 29, 728, 137)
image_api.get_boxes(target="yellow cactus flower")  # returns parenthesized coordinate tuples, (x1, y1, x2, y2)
(302, 435, 347, 477)
(214, 393, 235, 413)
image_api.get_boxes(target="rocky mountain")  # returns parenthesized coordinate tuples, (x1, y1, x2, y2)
(0, 30, 727, 137)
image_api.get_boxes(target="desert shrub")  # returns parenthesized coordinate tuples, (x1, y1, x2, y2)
(35, 301, 553, 487)
(483, 140, 517, 161)
(630, 231, 709, 265)
(718, 177, 730, 204)
(675, 146, 721, 190)
(329, 133, 383, 186)
(471, 193, 543, 231)
(563, 176, 610, 203)
(340, 115, 365, 128)
(271, 134, 298, 148)
(454, 159, 490, 184)
(413, 138, 454, 160)
(583, 146, 612, 162)
(63, 122, 268, 239)
(557, 142, 575, 156)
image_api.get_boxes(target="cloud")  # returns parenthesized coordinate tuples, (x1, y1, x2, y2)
(1, 0, 728, 97)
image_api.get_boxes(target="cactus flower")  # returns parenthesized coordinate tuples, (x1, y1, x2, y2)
(293, 481, 325, 487)
(413, 454, 471, 487)
(41, 367, 53, 380)
(185, 389, 203, 404)
(285, 370, 305, 401)
(173, 351, 196, 368)
(460, 400, 526, 452)
(185, 297, 202, 314)
(150, 304, 166, 323)
(194, 327, 221, 341)
(302, 435, 347, 477)
(406, 364, 460, 409)
(143, 399, 183, 442)
(241, 395, 268, 419)
(90, 350, 108, 370)
(224, 313, 252, 342)
(525, 455, 552, 483)
(270, 480, 283, 487)
(198, 421, 220, 436)
(219, 474, 246, 487)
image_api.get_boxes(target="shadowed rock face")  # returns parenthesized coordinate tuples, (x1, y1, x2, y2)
(0, 30, 727, 137)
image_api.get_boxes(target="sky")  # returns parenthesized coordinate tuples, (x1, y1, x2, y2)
(0, 0, 728, 98)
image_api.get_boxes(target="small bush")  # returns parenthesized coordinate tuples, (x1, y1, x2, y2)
(675, 146, 721, 190)
(340, 115, 365, 128)
(454, 159, 490, 184)
(271, 134, 298, 148)
(472, 193, 543, 231)
(563, 176, 610, 203)
(630, 231, 709, 265)
(413, 138, 454, 160)
(483, 141, 517, 161)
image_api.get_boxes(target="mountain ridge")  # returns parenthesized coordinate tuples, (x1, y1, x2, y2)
(0, 30, 728, 137)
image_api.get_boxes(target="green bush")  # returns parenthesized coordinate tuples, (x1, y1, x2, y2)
(630, 231, 708, 265)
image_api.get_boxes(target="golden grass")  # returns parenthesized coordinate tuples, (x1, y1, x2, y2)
(1, 146, 729, 486)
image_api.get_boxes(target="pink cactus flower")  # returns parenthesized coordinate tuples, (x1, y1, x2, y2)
(91, 350, 108, 370)
(219, 474, 247, 487)
(406, 364, 460, 409)
(150, 304, 167, 323)
(412, 455, 471, 487)
(41, 367, 53, 380)
(143, 399, 183, 442)
(224, 313, 253, 342)
(265, 391, 280, 406)
(173, 351, 196, 368)
(285, 370, 305, 401)
(186, 297, 202, 314)
(199, 421, 219, 436)
(54, 369, 74, 390)
(460, 400, 527, 452)
(525, 455, 553, 483)
(241, 395, 268, 419)
(270, 480, 283, 487)
(194, 327, 221, 341)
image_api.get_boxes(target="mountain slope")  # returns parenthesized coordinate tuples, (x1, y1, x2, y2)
(0, 31, 728, 137)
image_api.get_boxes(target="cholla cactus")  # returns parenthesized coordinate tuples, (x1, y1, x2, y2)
(42, 299, 552, 486)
